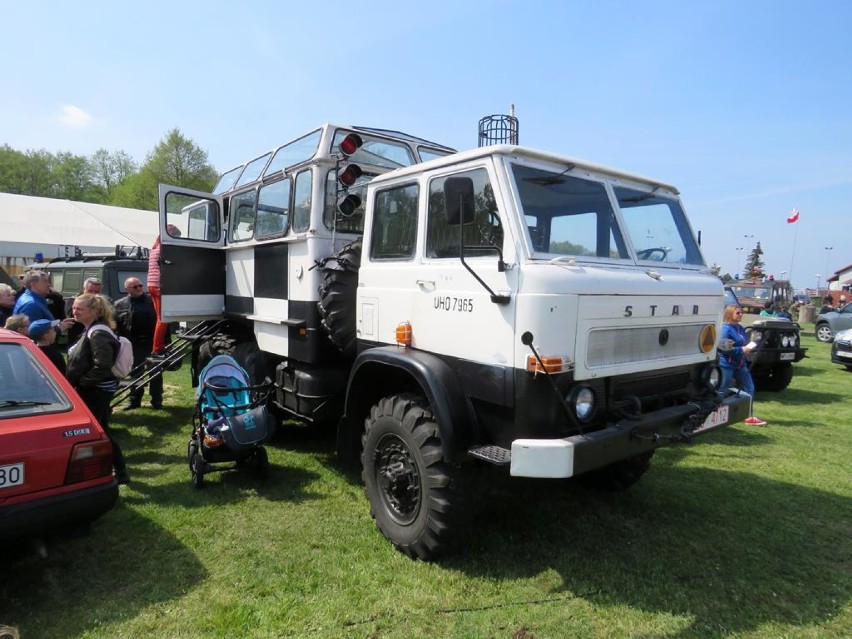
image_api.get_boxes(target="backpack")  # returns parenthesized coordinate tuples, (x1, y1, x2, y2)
(87, 325, 134, 378)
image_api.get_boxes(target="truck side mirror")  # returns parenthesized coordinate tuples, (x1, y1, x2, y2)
(444, 177, 475, 226)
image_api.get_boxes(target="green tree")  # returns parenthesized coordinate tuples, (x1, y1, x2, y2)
(110, 128, 217, 210)
(743, 242, 765, 279)
(0, 146, 53, 196)
(52, 151, 100, 201)
(90, 148, 137, 200)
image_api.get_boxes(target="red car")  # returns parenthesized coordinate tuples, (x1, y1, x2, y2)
(0, 328, 118, 542)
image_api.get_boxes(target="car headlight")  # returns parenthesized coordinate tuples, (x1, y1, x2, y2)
(781, 335, 791, 347)
(571, 387, 596, 422)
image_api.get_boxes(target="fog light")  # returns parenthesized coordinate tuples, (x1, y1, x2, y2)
(571, 387, 595, 422)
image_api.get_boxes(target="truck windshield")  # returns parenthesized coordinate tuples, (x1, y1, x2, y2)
(512, 164, 705, 267)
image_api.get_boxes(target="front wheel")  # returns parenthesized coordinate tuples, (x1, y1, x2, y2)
(362, 393, 462, 560)
(815, 324, 833, 343)
(191, 453, 205, 489)
(753, 362, 794, 392)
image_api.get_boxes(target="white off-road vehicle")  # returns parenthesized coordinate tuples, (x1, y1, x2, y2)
(157, 124, 749, 559)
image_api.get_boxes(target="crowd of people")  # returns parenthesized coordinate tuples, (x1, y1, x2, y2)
(2, 264, 172, 486)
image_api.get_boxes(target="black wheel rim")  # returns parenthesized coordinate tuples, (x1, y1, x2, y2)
(374, 433, 421, 525)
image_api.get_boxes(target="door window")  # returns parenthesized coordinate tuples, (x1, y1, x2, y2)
(426, 168, 502, 258)
(370, 183, 419, 260)
(256, 178, 291, 239)
(292, 170, 313, 233)
(229, 190, 257, 242)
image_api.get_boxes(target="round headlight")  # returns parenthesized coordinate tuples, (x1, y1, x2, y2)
(572, 387, 595, 422)
(701, 364, 722, 390)
(781, 335, 791, 347)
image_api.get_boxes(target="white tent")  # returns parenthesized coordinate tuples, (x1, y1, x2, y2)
(0, 192, 158, 268)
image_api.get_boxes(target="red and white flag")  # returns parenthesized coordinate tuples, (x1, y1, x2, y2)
(787, 208, 800, 224)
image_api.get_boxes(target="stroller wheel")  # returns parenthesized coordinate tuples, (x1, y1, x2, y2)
(188, 440, 199, 471)
(191, 452, 206, 489)
(256, 446, 270, 480)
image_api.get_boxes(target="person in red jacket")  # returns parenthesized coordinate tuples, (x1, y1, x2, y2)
(148, 224, 181, 355)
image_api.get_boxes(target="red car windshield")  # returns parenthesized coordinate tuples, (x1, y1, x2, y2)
(0, 343, 72, 417)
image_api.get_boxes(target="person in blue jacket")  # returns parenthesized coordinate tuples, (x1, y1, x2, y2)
(13, 270, 74, 333)
(718, 304, 766, 425)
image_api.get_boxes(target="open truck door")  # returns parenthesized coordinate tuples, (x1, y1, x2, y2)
(158, 184, 225, 321)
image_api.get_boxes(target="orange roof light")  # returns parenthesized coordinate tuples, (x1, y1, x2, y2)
(396, 321, 412, 347)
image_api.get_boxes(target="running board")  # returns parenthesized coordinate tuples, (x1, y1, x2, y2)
(467, 445, 511, 466)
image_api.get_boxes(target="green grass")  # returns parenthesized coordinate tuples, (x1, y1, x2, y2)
(1, 327, 850, 638)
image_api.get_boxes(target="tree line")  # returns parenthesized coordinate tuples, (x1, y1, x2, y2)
(0, 128, 218, 211)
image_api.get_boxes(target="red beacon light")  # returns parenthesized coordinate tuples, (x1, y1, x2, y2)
(338, 163, 363, 188)
(338, 133, 363, 157)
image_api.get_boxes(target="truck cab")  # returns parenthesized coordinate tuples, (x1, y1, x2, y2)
(158, 126, 749, 559)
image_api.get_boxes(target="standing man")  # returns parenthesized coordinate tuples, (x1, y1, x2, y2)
(13, 270, 74, 333)
(114, 276, 163, 410)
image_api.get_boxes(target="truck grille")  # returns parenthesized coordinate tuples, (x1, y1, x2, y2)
(587, 324, 704, 368)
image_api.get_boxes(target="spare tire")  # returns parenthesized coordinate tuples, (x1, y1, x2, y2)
(318, 239, 362, 359)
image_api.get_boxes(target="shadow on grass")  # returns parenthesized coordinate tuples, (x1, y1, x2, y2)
(120, 454, 324, 508)
(0, 505, 205, 639)
(446, 465, 851, 637)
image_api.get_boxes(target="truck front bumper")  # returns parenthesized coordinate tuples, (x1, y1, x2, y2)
(509, 392, 750, 478)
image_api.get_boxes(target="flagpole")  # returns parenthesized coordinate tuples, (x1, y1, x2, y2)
(787, 208, 799, 283)
(789, 220, 798, 282)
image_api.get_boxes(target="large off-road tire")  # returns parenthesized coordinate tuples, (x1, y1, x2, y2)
(815, 323, 833, 343)
(318, 240, 362, 359)
(578, 450, 655, 492)
(362, 393, 462, 560)
(753, 362, 793, 392)
(196, 332, 267, 384)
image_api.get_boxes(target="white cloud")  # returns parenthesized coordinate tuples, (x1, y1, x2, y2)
(58, 104, 94, 129)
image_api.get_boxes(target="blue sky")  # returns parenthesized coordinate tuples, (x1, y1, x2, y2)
(2, 0, 850, 289)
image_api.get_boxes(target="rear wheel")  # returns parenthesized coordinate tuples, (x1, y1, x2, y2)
(578, 451, 655, 492)
(815, 323, 833, 343)
(362, 393, 462, 560)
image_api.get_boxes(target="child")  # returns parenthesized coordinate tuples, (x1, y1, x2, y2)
(29, 318, 66, 376)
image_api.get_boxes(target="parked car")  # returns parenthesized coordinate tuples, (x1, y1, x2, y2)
(831, 328, 852, 371)
(723, 287, 806, 391)
(814, 303, 852, 343)
(0, 328, 118, 543)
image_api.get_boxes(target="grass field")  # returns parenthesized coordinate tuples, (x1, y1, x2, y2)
(1, 326, 850, 638)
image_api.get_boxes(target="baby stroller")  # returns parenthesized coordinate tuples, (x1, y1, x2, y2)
(189, 354, 274, 488)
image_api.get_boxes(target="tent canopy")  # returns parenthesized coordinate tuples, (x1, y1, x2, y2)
(0, 192, 158, 261)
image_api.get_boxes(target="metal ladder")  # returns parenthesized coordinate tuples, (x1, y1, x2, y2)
(111, 319, 225, 408)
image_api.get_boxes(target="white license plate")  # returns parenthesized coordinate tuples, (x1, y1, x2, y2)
(0, 462, 24, 489)
(837, 350, 852, 359)
(694, 405, 729, 433)
(780, 352, 795, 361)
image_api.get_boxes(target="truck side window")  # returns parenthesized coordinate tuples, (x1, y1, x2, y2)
(229, 190, 257, 242)
(426, 168, 502, 258)
(293, 170, 312, 233)
(370, 183, 419, 260)
(256, 178, 290, 239)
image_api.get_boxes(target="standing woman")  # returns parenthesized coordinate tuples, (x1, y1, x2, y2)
(67, 294, 130, 484)
(718, 304, 766, 426)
